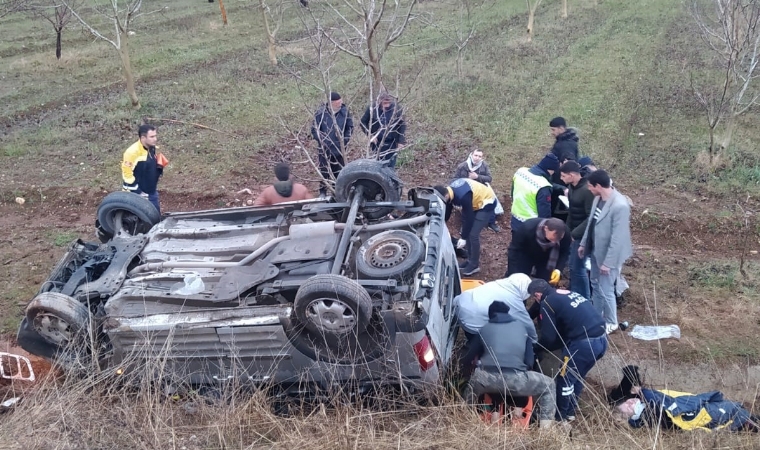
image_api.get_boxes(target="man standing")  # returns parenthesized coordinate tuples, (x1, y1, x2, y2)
(506, 217, 570, 283)
(311, 92, 354, 197)
(434, 178, 497, 276)
(559, 160, 595, 300)
(579, 169, 632, 334)
(454, 148, 501, 232)
(510, 153, 559, 234)
(548, 116, 579, 164)
(254, 162, 313, 206)
(462, 301, 561, 429)
(527, 278, 607, 422)
(122, 124, 167, 214)
(359, 92, 406, 169)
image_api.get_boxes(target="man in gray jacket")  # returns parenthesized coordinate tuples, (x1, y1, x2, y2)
(462, 301, 560, 429)
(579, 170, 632, 334)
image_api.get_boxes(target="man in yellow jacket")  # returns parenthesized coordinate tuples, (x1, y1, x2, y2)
(122, 124, 167, 214)
(434, 179, 497, 276)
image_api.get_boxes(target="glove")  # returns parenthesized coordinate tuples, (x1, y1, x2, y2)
(549, 269, 561, 286)
(456, 239, 466, 249)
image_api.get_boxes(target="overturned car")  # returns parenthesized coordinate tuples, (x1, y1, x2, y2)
(17, 160, 461, 395)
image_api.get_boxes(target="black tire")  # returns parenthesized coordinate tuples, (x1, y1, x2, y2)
(334, 159, 402, 220)
(26, 292, 90, 347)
(96, 191, 160, 238)
(294, 275, 373, 335)
(356, 230, 424, 280)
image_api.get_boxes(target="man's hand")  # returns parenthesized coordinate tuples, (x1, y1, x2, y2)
(456, 239, 466, 249)
(468, 171, 478, 180)
(139, 192, 149, 199)
(600, 264, 611, 275)
(578, 245, 585, 258)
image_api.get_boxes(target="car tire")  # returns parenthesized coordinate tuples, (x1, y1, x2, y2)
(294, 275, 373, 335)
(26, 292, 90, 347)
(96, 191, 160, 238)
(334, 159, 402, 220)
(355, 230, 424, 280)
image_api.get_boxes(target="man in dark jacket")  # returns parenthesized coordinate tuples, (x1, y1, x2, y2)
(549, 116, 579, 165)
(462, 301, 560, 429)
(559, 160, 595, 299)
(528, 279, 607, 422)
(506, 217, 571, 282)
(510, 153, 559, 234)
(311, 92, 354, 197)
(122, 124, 167, 214)
(359, 92, 406, 169)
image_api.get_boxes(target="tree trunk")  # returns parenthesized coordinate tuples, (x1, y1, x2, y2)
(219, 0, 228, 26)
(527, 9, 535, 41)
(720, 115, 736, 152)
(260, 0, 277, 65)
(456, 48, 463, 80)
(118, 31, 140, 109)
(561, 0, 568, 18)
(55, 29, 62, 60)
(707, 124, 716, 164)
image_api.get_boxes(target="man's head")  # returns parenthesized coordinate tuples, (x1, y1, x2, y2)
(433, 185, 451, 202)
(537, 153, 560, 176)
(586, 169, 612, 196)
(138, 124, 157, 148)
(469, 149, 484, 165)
(549, 116, 567, 137)
(329, 91, 343, 111)
(488, 300, 510, 320)
(274, 162, 290, 182)
(378, 92, 393, 110)
(615, 398, 643, 420)
(543, 217, 566, 243)
(527, 278, 552, 301)
(559, 160, 582, 185)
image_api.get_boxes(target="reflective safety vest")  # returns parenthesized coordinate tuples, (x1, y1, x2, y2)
(511, 167, 551, 221)
(450, 178, 496, 210)
(659, 390, 729, 431)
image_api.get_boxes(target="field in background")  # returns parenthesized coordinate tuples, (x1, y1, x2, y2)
(1, 0, 760, 447)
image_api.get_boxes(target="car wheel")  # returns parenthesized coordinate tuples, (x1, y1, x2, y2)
(334, 159, 402, 220)
(26, 292, 90, 347)
(96, 191, 160, 239)
(294, 275, 373, 335)
(355, 230, 424, 280)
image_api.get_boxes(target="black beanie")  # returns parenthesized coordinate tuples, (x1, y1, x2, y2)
(560, 160, 582, 174)
(538, 153, 560, 173)
(549, 116, 566, 128)
(330, 92, 342, 101)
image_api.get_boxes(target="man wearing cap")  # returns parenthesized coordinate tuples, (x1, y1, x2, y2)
(560, 160, 596, 300)
(360, 92, 406, 169)
(509, 153, 559, 234)
(527, 278, 607, 422)
(434, 179, 497, 276)
(461, 301, 561, 429)
(311, 92, 354, 197)
(579, 169, 633, 334)
(254, 162, 313, 206)
(506, 217, 571, 283)
(548, 116, 579, 165)
(122, 123, 168, 214)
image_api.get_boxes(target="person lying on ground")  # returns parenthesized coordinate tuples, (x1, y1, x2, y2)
(462, 301, 563, 430)
(615, 386, 759, 432)
(254, 162, 313, 206)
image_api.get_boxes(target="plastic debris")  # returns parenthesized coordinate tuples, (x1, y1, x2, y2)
(629, 325, 681, 341)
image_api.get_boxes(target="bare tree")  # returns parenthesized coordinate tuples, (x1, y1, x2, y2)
(63, 0, 165, 109)
(32, 0, 81, 59)
(0, 0, 28, 19)
(526, 0, 542, 42)
(301, 0, 419, 93)
(218, 0, 227, 25)
(426, 0, 488, 79)
(561, 0, 567, 18)
(691, 0, 760, 162)
(259, 0, 291, 65)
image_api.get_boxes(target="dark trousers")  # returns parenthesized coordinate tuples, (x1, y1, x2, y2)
(506, 251, 552, 281)
(462, 205, 494, 272)
(133, 190, 160, 215)
(318, 151, 344, 195)
(556, 335, 607, 420)
(374, 145, 398, 169)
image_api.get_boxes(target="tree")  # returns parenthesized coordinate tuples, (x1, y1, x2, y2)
(526, 0, 542, 42)
(32, 0, 81, 59)
(690, 0, 760, 162)
(302, 0, 419, 93)
(426, 0, 487, 80)
(63, 0, 165, 109)
(218, 0, 228, 25)
(0, 0, 28, 19)
(561, 0, 568, 18)
(259, 0, 291, 65)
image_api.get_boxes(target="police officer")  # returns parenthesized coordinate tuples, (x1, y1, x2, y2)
(510, 153, 559, 234)
(527, 278, 607, 422)
(434, 179, 497, 276)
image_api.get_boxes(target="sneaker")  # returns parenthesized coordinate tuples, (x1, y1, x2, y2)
(462, 267, 481, 276)
(565, 415, 576, 422)
(488, 223, 501, 233)
(458, 260, 469, 269)
(605, 323, 619, 335)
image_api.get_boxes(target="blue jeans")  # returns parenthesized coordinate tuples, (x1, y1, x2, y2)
(569, 240, 590, 300)
(556, 334, 608, 420)
(589, 254, 620, 326)
(134, 191, 160, 215)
